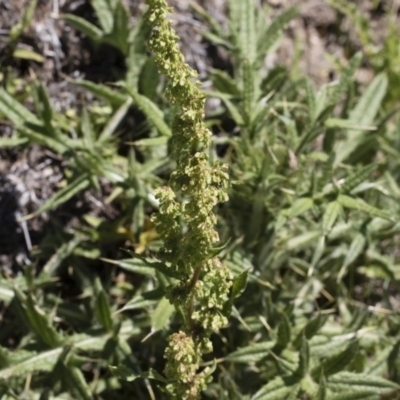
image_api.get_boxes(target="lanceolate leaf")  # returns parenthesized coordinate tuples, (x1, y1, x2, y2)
(75, 80, 128, 106)
(304, 315, 329, 340)
(101, 257, 157, 277)
(306, 78, 317, 124)
(315, 374, 327, 400)
(62, 14, 103, 42)
(0, 87, 39, 126)
(327, 371, 399, 395)
(0, 321, 139, 380)
(286, 197, 314, 218)
(276, 313, 291, 348)
(329, 391, 379, 400)
(98, 97, 133, 142)
(322, 201, 342, 234)
(338, 195, 393, 221)
(340, 164, 377, 194)
(312, 340, 359, 378)
(327, 52, 362, 108)
(35, 175, 91, 215)
(252, 376, 300, 400)
(120, 288, 164, 312)
(338, 233, 366, 281)
(151, 297, 175, 331)
(94, 285, 114, 332)
(13, 289, 61, 348)
(125, 85, 172, 137)
(256, 7, 298, 66)
(295, 337, 310, 378)
(335, 73, 388, 165)
(110, 365, 168, 383)
(243, 59, 256, 124)
(227, 342, 275, 363)
(237, 0, 256, 63)
(60, 364, 93, 400)
(231, 270, 249, 299)
(91, 0, 114, 33)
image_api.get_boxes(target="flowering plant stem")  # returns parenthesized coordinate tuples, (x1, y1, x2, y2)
(144, 0, 232, 398)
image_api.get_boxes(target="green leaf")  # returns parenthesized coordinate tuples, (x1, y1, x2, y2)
(98, 97, 133, 142)
(20, 123, 67, 153)
(20, 0, 38, 30)
(104, 1, 130, 54)
(286, 231, 321, 251)
(35, 175, 91, 215)
(0, 321, 138, 380)
(210, 69, 241, 95)
(9, 0, 38, 39)
(109, 366, 168, 383)
(60, 364, 93, 400)
(238, 0, 256, 63)
(62, 14, 103, 42)
(276, 313, 291, 348)
(132, 136, 169, 147)
(101, 257, 156, 277)
(0, 87, 39, 127)
(120, 289, 164, 312)
(256, 7, 298, 66)
(312, 340, 359, 378)
(119, 251, 185, 279)
(338, 233, 366, 281)
(328, 391, 379, 400)
(322, 201, 342, 234)
(304, 314, 329, 341)
(315, 374, 327, 400)
(198, 30, 234, 50)
(151, 297, 175, 332)
(0, 137, 29, 147)
(42, 237, 83, 276)
(252, 376, 299, 400)
(80, 108, 96, 147)
(125, 85, 172, 137)
(306, 78, 317, 123)
(34, 82, 55, 130)
(327, 52, 362, 108)
(94, 280, 113, 332)
(286, 197, 314, 218)
(138, 58, 160, 100)
(340, 164, 377, 194)
(335, 73, 388, 165)
(242, 58, 256, 124)
(227, 341, 275, 363)
(324, 118, 376, 131)
(295, 337, 309, 378)
(13, 48, 45, 63)
(190, 3, 225, 40)
(91, 0, 114, 33)
(231, 270, 248, 299)
(327, 372, 399, 395)
(309, 235, 325, 273)
(75, 80, 128, 107)
(338, 195, 393, 221)
(0, 284, 14, 303)
(287, 385, 301, 400)
(388, 341, 400, 382)
(205, 90, 245, 125)
(13, 289, 61, 348)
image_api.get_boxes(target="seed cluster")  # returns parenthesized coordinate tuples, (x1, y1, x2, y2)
(144, 0, 232, 398)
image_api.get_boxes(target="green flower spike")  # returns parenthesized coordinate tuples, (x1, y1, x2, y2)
(144, 0, 232, 398)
